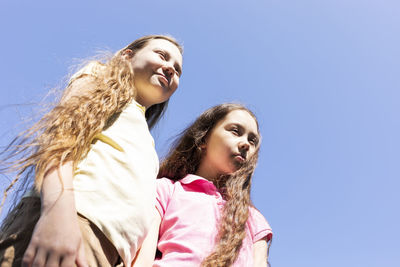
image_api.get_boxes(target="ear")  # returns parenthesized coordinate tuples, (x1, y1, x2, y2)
(200, 143, 206, 150)
(121, 49, 134, 59)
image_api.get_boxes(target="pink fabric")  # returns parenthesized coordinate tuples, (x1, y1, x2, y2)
(153, 174, 272, 267)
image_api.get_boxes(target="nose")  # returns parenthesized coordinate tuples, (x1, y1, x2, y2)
(162, 63, 175, 79)
(239, 139, 250, 152)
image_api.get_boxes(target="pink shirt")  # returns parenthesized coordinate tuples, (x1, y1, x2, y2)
(153, 174, 272, 267)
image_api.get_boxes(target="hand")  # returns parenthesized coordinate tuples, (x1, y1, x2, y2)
(22, 192, 88, 267)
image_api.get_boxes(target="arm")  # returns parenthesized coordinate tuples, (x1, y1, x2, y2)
(253, 239, 269, 267)
(22, 161, 88, 267)
(131, 209, 161, 267)
(23, 69, 99, 267)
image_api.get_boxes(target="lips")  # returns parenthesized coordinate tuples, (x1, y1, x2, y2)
(234, 154, 245, 162)
(156, 73, 170, 89)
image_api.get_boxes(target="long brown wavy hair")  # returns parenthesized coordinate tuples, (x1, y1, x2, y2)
(1, 35, 183, 208)
(158, 103, 262, 266)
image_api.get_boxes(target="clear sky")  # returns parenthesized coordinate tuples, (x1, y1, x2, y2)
(0, 0, 399, 266)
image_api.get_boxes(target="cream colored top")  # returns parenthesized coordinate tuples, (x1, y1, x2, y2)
(71, 62, 159, 266)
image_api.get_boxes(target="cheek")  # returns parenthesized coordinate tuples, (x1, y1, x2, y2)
(167, 80, 179, 97)
(133, 56, 156, 72)
(248, 147, 257, 159)
(172, 77, 180, 89)
(215, 139, 232, 158)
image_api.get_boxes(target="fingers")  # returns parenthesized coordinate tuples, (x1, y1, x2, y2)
(60, 254, 75, 267)
(31, 247, 47, 267)
(44, 253, 60, 267)
(73, 241, 88, 267)
(22, 243, 83, 267)
(22, 243, 36, 267)
(53, 244, 78, 267)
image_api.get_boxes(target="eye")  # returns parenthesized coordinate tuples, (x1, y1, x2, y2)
(248, 134, 259, 146)
(174, 67, 182, 77)
(230, 126, 240, 135)
(156, 50, 167, 60)
(249, 138, 256, 146)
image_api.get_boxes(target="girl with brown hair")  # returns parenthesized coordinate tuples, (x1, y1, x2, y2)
(133, 103, 273, 267)
(0, 35, 183, 267)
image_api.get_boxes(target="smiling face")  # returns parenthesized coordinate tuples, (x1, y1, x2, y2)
(123, 39, 183, 108)
(196, 109, 260, 181)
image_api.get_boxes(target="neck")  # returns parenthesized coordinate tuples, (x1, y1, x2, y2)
(195, 168, 230, 190)
(194, 167, 217, 184)
(133, 95, 150, 109)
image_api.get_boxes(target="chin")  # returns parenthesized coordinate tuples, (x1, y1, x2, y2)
(145, 94, 168, 107)
(224, 167, 239, 176)
(233, 161, 245, 170)
(152, 87, 170, 102)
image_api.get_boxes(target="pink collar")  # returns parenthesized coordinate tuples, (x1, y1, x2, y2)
(180, 174, 210, 184)
(180, 174, 219, 195)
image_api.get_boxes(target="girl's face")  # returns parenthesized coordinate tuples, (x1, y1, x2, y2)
(196, 109, 260, 180)
(123, 39, 183, 108)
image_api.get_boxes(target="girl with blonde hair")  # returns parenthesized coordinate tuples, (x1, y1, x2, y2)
(0, 34, 183, 267)
(133, 103, 273, 267)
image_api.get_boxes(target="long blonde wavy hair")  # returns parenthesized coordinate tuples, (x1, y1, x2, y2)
(158, 103, 268, 266)
(1, 35, 183, 207)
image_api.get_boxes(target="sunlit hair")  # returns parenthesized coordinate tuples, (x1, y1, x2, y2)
(158, 103, 264, 266)
(1, 35, 183, 208)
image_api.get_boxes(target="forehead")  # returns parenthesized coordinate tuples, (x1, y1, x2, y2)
(145, 39, 182, 63)
(221, 109, 258, 133)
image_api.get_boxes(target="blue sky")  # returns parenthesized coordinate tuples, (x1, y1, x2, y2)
(0, 0, 399, 266)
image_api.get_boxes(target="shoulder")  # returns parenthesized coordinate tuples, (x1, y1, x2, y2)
(156, 178, 183, 198)
(155, 178, 178, 217)
(156, 177, 176, 188)
(248, 206, 273, 242)
(61, 62, 105, 103)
